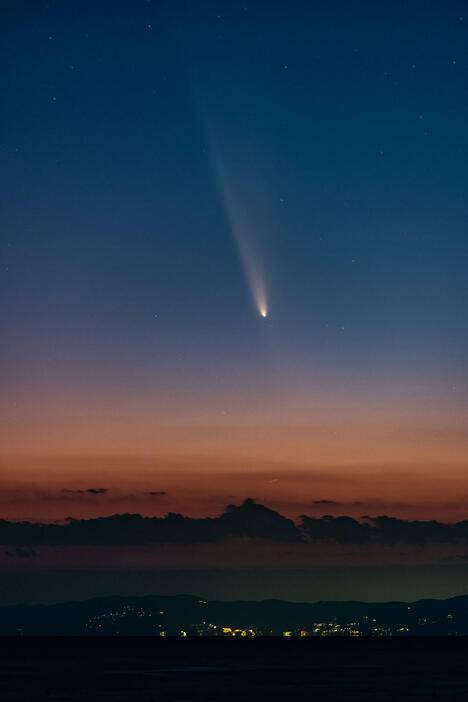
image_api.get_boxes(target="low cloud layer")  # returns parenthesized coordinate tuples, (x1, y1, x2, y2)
(1, 499, 468, 548)
(61, 488, 108, 496)
(0, 500, 299, 547)
(301, 514, 468, 545)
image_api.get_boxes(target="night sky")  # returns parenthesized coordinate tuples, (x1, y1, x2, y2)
(1, 0, 468, 603)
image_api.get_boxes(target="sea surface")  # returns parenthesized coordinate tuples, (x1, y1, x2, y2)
(1, 637, 468, 700)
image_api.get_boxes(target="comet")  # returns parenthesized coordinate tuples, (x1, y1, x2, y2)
(208, 140, 268, 319)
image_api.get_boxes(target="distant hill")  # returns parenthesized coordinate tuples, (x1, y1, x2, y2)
(1, 593, 468, 636)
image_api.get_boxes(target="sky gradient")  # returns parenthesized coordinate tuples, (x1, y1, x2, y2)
(1, 0, 468, 602)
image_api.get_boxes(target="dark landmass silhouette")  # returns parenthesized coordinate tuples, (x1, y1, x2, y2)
(2, 592, 468, 636)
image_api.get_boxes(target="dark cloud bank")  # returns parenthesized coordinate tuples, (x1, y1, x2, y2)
(60, 488, 167, 497)
(1, 499, 468, 548)
(61, 488, 108, 495)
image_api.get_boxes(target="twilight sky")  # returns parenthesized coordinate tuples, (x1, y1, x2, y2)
(1, 0, 468, 602)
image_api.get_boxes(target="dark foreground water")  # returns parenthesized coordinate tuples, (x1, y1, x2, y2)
(1, 637, 468, 700)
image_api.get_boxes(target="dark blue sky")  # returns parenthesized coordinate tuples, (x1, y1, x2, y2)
(1, 0, 468, 446)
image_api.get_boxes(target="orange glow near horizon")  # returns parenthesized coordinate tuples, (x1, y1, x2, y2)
(1, 367, 468, 523)
(1, 448, 468, 524)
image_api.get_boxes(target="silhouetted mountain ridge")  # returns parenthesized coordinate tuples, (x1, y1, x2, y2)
(1, 593, 468, 636)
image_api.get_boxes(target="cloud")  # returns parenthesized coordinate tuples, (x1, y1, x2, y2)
(4, 547, 38, 558)
(61, 488, 108, 495)
(300, 514, 468, 545)
(300, 515, 373, 544)
(311, 499, 365, 507)
(145, 491, 167, 497)
(0, 499, 301, 547)
(1, 500, 468, 548)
